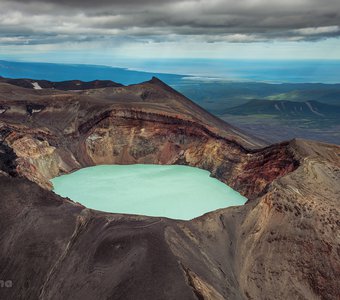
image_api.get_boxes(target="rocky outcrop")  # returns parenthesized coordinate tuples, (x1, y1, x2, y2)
(0, 78, 339, 300)
(0, 122, 80, 189)
(7, 136, 62, 189)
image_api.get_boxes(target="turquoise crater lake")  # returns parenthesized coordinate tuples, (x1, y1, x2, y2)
(51, 164, 247, 220)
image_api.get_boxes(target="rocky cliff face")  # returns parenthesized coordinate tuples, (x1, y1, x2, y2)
(0, 78, 339, 300)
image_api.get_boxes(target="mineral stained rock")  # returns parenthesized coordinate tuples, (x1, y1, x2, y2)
(0, 77, 339, 300)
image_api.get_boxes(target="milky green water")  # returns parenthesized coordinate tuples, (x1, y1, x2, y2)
(51, 164, 247, 220)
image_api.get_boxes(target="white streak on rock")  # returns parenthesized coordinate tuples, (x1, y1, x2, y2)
(32, 82, 42, 90)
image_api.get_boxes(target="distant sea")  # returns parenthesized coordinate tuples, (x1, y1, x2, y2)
(1, 59, 340, 84)
(113, 59, 340, 84)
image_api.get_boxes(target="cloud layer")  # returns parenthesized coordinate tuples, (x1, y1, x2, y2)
(0, 0, 340, 46)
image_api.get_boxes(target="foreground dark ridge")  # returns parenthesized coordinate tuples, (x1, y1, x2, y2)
(0, 78, 339, 300)
(0, 76, 123, 90)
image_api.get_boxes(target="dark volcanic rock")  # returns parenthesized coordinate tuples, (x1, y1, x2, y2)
(0, 142, 17, 176)
(26, 103, 46, 115)
(0, 77, 123, 90)
(0, 77, 339, 300)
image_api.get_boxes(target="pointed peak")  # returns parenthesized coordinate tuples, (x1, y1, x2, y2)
(149, 76, 166, 85)
(140, 76, 180, 95)
(136, 76, 169, 88)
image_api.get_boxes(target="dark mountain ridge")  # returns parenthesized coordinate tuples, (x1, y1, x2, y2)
(0, 76, 123, 90)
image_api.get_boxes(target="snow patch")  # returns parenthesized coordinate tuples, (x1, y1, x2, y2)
(32, 82, 42, 90)
(305, 102, 324, 117)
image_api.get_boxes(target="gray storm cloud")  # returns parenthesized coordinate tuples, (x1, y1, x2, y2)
(0, 0, 339, 45)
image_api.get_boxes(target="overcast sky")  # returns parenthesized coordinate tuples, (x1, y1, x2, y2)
(0, 0, 340, 61)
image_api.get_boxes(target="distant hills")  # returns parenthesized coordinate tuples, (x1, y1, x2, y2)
(174, 81, 340, 112)
(218, 99, 340, 145)
(174, 80, 340, 145)
(225, 99, 340, 119)
(266, 89, 340, 106)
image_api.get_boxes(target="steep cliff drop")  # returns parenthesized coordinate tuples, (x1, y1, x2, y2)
(0, 77, 339, 300)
